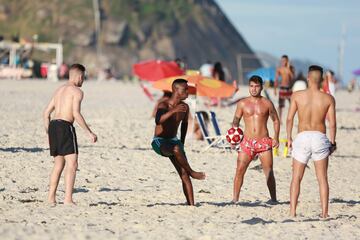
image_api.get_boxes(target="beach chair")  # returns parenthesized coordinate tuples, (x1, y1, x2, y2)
(195, 111, 230, 152)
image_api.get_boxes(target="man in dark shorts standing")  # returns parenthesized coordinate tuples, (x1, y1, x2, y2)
(43, 64, 97, 205)
(274, 55, 294, 124)
(151, 79, 205, 206)
(232, 75, 280, 203)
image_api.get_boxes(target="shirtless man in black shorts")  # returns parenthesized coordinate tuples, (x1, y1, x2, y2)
(43, 64, 97, 205)
(151, 79, 205, 205)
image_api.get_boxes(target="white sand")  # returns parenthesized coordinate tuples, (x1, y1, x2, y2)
(0, 79, 359, 239)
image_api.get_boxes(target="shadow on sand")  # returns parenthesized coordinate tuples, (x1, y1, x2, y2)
(331, 198, 360, 205)
(73, 188, 90, 193)
(81, 145, 152, 151)
(332, 154, 360, 159)
(89, 201, 122, 207)
(0, 147, 46, 153)
(98, 187, 133, 192)
(242, 217, 276, 225)
(198, 200, 271, 208)
(147, 200, 289, 208)
(146, 202, 188, 207)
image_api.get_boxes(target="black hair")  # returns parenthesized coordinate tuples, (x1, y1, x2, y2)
(163, 91, 172, 98)
(172, 78, 188, 88)
(281, 55, 288, 59)
(213, 62, 225, 81)
(308, 65, 323, 76)
(70, 63, 86, 73)
(249, 75, 263, 85)
(198, 111, 209, 124)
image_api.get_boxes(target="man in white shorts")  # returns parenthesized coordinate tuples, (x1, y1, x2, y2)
(286, 65, 337, 218)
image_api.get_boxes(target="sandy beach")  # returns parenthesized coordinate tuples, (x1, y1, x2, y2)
(0, 79, 359, 239)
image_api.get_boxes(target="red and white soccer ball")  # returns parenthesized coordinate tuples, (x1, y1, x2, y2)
(226, 127, 244, 145)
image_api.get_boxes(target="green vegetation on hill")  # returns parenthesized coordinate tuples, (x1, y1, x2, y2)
(0, 0, 261, 79)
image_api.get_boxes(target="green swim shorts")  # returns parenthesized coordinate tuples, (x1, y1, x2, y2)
(151, 137, 185, 156)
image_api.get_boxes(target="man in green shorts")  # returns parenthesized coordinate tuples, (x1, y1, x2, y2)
(151, 79, 206, 205)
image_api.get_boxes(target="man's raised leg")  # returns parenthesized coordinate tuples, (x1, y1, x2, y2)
(314, 158, 329, 218)
(290, 159, 306, 217)
(160, 144, 205, 180)
(233, 152, 252, 202)
(48, 156, 65, 204)
(64, 153, 78, 205)
(169, 156, 194, 205)
(259, 150, 277, 201)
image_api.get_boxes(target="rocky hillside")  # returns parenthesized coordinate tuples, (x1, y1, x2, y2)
(0, 0, 261, 81)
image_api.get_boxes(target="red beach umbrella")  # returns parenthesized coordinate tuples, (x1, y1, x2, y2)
(133, 59, 184, 82)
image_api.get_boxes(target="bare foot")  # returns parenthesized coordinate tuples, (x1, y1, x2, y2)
(64, 201, 77, 206)
(48, 201, 57, 207)
(320, 213, 329, 219)
(48, 197, 56, 205)
(267, 199, 278, 205)
(190, 171, 206, 180)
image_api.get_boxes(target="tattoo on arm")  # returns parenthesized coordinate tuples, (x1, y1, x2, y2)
(232, 117, 240, 127)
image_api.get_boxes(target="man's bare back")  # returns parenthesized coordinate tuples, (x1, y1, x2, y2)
(287, 65, 336, 218)
(52, 84, 83, 123)
(291, 90, 334, 134)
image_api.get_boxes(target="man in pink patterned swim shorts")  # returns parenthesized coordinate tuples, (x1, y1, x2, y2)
(232, 75, 280, 203)
(238, 136, 273, 160)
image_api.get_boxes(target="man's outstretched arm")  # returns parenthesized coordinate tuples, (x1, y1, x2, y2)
(43, 97, 55, 133)
(286, 94, 298, 147)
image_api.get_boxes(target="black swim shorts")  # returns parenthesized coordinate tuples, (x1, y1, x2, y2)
(48, 119, 78, 157)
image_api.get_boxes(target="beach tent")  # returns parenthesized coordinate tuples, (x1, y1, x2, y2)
(246, 67, 277, 82)
(352, 68, 360, 76)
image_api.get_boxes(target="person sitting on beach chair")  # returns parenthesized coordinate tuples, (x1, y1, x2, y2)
(196, 111, 230, 151)
(191, 111, 210, 141)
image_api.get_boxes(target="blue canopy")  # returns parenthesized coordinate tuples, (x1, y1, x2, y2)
(246, 67, 279, 82)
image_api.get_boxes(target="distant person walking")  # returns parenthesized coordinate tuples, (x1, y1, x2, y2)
(43, 64, 97, 205)
(323, 70, 336, 97)
(274, 55, 294, 124)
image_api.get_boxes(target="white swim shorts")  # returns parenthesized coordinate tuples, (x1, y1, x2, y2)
(292, 131, 331, 164)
